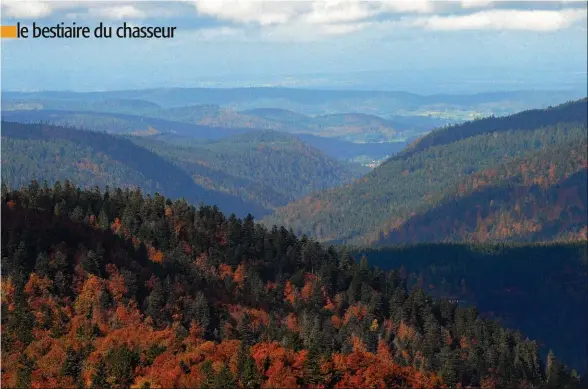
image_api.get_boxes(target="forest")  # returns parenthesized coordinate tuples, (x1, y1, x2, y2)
(1, 108, 407, 164)
(0, 104, 410, 144)
(266, 98, 588, 245)
(1, 121, 361, 218)
(1, 182, 584, 389)
(352, 243, 588, 374)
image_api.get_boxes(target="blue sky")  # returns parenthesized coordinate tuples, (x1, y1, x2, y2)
(1, 1, 587, 93)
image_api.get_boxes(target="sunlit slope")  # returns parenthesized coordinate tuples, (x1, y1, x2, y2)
(264, 98, 588, 244)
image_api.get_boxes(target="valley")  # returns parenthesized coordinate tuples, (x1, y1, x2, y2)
(266, 98, 588, 245)
(2, 2, 587, 387)
(1, 90, 587, 388)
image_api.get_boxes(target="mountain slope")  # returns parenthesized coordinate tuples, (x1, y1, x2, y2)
(264, 98, 588, 244)
(373, 140, 587, 245)
(0, 121, 267, 217)
(1, 109, 254, 140)
(2, 108, 411, 163)
(2, 183, 583, 389)
(404, 98, 588, 158)
(3, 104, 408, 143)
(354, 243, 588, 374)
(131, 130, 362, 210)
(1, 122, 359, 217)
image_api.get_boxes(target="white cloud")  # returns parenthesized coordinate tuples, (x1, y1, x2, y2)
(187, 0, 586, 38)
(303, 1, 377, 25)
(2, 1, 53, 18)
(460, 0, 493, 9)
(410, 9, 587, 31)
(1, 0, 172, 20)
(190, 0, 439, 27)
(2, 0, 586, 38)
(192, 1, 308, 26)
(378, 0, 436, 14)
(87, 4, 146, 20)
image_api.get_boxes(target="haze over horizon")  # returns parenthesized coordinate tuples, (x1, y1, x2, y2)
(1, 0, 587, 94)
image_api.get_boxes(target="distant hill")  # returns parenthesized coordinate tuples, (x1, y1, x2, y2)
(264, 98, 588, 244)
(2, 104, 409, 143)
(0, 109, 254, 140)
(403, 98, 588, 158)
(372, 139, 587, 245)
(3, 88, 583, 116)
(241, 107, 313, 123)
(1, 122, 358, 217)
(130, 130, 362, 210)
(5, 88, 583, 142)
(1, 121, 265, 217)
(2, 107, 413, 160)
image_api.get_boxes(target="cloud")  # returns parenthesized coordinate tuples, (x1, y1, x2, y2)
(378, 0, 437, 14)
(1, 0, 176, 20)
(187, 0, 586, 38)
(2, 1, 53, 18)
(2, 0, 586, 38)
(191, 1, 308, 26)
(410, 8, 587, 31)
(87, 4, 146, 20)
(189, 0, 439, 27)
(460, 0, 494, 9)
(303, 1, 377, 25)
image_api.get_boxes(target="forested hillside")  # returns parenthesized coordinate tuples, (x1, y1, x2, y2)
(373, 139, 587, 245)
(2, 109, 411, 162)
(351, 243, 588, 374)
(1, 109, 255, 140)
(265, 99, 588, 245)
(1, 122, 358, 217)
(131, 130, 363, 210)
(403, 98, 588, 157)
(2, 104, 410, 144)
(1, 183, 583, 389)
(0, 121, 265, 218)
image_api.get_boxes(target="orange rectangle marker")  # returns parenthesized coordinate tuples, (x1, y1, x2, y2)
(0, 26, 18, 38)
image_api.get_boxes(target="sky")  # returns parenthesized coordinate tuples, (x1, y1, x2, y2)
(1, 0, 587, 93)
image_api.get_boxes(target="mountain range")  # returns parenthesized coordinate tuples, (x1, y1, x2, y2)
(1, 90, 587, 387)
(265, 98, 588, 245)
(1, 122, 361, 218)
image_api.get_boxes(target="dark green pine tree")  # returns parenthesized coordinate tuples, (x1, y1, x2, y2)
(236, 341, 248, 380)
(98, 207, 110, 230)
(199, 360, 216, 389)
(145, 278, 166, 326)
(81, 250, 100, 275)
(439, 345, 460, 387)
(214, 365, 237, 388)
(238, 311, 254, 346)
(303, 343, 323, 386)
(34, 252, 51, 277)
(242, 352, 262, 389)
(90, 357, 111, 389)
(15, 353, 35, 389)
(105, 346, 138, 388)
(61, 347, 83, 388)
